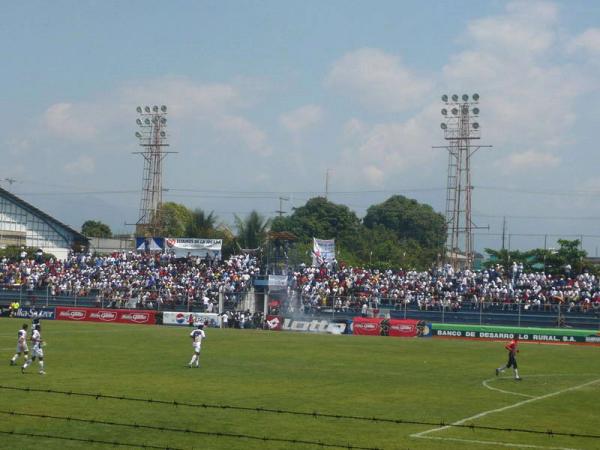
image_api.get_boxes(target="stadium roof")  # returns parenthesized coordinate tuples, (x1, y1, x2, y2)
(0, 186, 88, 244)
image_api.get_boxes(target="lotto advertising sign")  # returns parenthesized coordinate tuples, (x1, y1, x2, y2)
(55, 307, 156, 325)
(163, 312, 221, 327)
(266, 317, 350, 334)
(266, 315, 283, 330)
(352, 317, 382, 336)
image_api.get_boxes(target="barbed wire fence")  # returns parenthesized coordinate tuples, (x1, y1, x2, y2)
(1, 385, 599, 444)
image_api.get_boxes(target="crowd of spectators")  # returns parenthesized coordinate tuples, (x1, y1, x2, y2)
(0, 251, 259, 311)
(3, 251, 600, 320)
(287, 262, 600, 317)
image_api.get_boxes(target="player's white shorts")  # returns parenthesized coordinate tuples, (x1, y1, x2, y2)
(16, 343, 28, 354)
(32, 346, 44, 359)
(192, 343, 202, 353)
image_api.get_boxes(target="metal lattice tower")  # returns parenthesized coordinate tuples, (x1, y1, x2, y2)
(437, 93, 490, 269)
(133, 105, 175, 237)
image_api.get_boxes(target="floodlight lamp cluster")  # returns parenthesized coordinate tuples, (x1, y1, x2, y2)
(134, 105, 168, 139)
(440, 93, 481, 131)
(441, 93, 479, 103)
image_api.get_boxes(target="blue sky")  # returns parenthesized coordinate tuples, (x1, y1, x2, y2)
(2, 0, 600, 254)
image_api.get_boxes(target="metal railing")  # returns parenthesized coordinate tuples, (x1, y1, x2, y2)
(0, 284, 252, 313)
(287, 294, 600, 330)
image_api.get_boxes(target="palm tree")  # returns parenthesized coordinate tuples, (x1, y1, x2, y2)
(234, 211, 271, 249)
(186, 209, 217, 238)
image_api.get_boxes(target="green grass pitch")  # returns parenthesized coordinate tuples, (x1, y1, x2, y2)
(1, 318, 599, 450)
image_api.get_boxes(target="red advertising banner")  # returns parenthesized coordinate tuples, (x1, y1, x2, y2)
(266, 315, 283, 330)
(388, 319, 420, 337)
(352, 317, 382, 336)
(55, 307, 156, 325)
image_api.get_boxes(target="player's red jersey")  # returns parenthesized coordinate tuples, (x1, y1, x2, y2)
(505, 339, 518, 353)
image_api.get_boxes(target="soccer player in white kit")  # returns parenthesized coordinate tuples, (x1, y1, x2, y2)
(22, 324, 45, 375)
(10, 324, 29, 366)
(189, 323, 206, 368)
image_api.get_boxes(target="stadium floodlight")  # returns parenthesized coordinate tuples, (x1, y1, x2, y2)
(144, 106, 151, 113)
(136, 106, 142, 113)
(152, 105, 159, 112)
(451, 107, 458, 115)
(152, 116, 158, 124)
(160, 117, 167, 124)
(135, 131, 142, 138)
(160, 131, 166, 137)
(462, 105, 469, 114)
(472, 122, 480, 129)
(441, 94, 448, 102)
(161, 105, 167, 112)
(136, 118, 143, 126)
(472, 93, 480, 101)
(452, 94, 459, 101)
(440, 123, 447, 130)
(472, 107, 480, 115)
(144, 118, 151, 125)
(441, 108, 448, 115)
(462, 94, 469, 102)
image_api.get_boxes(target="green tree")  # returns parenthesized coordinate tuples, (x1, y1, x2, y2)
(234, 211, 271, 249)
(160, 202, 193, 237)
(186, 209, 218, 238)
(363, 195, 446, 249)
(271, 197, 361, 242)
(81, 220, 112, 238)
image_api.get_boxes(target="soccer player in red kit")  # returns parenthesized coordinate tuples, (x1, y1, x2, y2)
(496, 335, 521, 380)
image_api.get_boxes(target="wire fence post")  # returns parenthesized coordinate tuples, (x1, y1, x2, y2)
(479, 300, 483, 325)
(404, 298, 407, 319)
(45, 286, 49, 307)
(518, 301, 521, 327)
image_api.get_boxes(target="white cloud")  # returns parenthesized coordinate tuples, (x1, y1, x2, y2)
(569, 28, 600, 55)
(338, 105, 439, 186)
(280, 104, 323, 134)
(214, 115, 270, 156)
(64, 155, 95, 174)
(43, 103, 98, 140)
(441, 0, 588, 167)
(326, 48, 432, 112)
(465, 1, 558, 57)
(496, 150, 560, 172)
(333, 1, 594, 188)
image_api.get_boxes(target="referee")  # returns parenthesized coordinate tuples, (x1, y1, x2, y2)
(496, 335, 522, 381)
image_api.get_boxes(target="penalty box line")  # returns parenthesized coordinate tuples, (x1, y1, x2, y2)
(411, 377, 600, 449)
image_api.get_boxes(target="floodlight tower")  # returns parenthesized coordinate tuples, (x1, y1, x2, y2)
(133, 105, 175, 237)
(438, 94, 490, 269)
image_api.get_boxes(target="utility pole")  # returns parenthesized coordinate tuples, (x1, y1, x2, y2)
(501, 216, 506, 251)
(275, 196, 289, 217)
(325, 169, 331, 200)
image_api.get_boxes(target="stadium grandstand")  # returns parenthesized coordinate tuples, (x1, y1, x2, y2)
(1, 248, 598, 330)
(0, 186, 88, 260)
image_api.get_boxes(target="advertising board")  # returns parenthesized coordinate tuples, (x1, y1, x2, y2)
(55, 307, 156, 325)
(162, 311, 221, 327)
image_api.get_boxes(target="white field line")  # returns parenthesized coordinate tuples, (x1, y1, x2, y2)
(482, 378, 534, 398)
(412, 377, 600, 449)
(482, 373, 600, 398)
